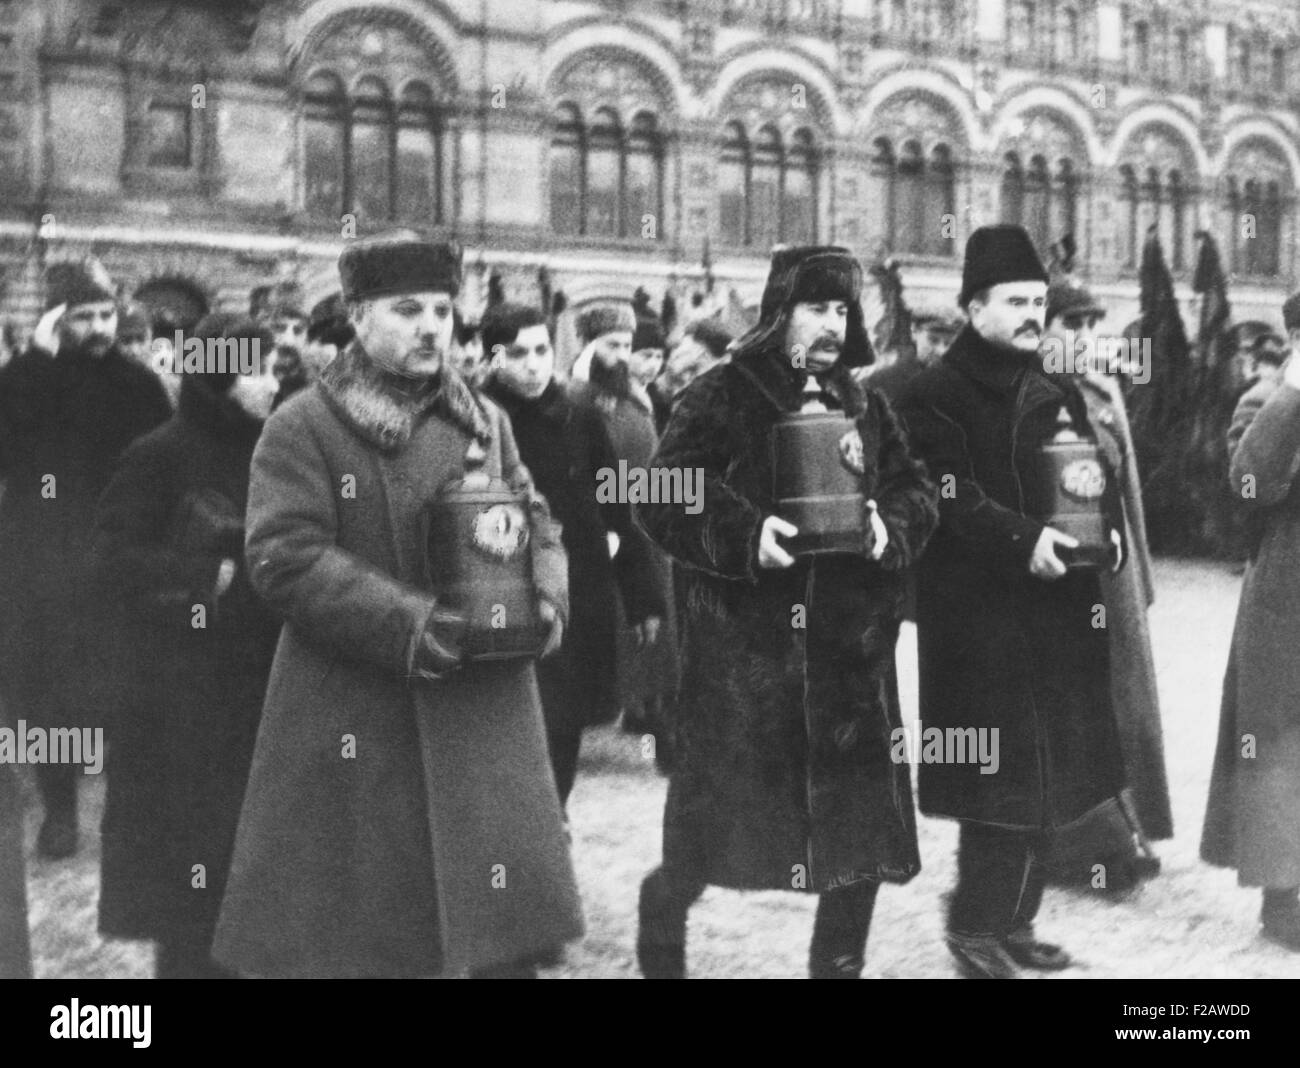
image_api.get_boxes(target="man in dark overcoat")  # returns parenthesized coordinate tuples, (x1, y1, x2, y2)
(635, 245, 939, 979)
(896, 225, 1127, 978)
(212, 233, 583, 978)
(480, 302, 664, 805)
(0, 260, 171, 858)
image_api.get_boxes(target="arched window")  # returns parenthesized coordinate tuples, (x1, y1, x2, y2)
(303, 72, 345, 218)
(871, 137, 896, 249)
(396, 82, 440, 222)
(1273, 46, 1288, 92)
(302, 70, 444, 223)
(750, 125, 782, 251)
(1055, 159, 1078, 243)
(719, 121, 748, 246)
(549, 103, 583, 236)
(784, 129, 818, 245)
(1024, 154, 1051, 250)
(926, 144, 955, 257)
(548, 104, 664, 240)
(896, 140, 925, 254)
(1237, 38, 1252, 84)
(715, 121, 818, 248)
(1167, 170, 1186, 271)
(1059, 8, 1079, 63)
(1000, 152, 1024, 226)
(350, 77, 391, 223)
(586, 107, 622, 238)
(1119, 165, 1139, 267)
(872, 138, 955, 257)
(1225, 142, 1291, 278)
(626, 112, 663, 239)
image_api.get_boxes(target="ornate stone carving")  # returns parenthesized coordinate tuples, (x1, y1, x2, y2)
(1117, 123, 1199, 178)
(999, 108, 1087, 165)
(719, 73, 830, 134)
(552, 48, 674, 120)
(872, 91, 968, 152)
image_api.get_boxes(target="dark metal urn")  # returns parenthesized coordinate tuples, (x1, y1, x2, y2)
(771, 383, 867, 556)
(1025, 406, 1113, 570)
(425, 471, 547, 660)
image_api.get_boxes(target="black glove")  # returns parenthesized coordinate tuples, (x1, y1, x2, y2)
(411, 604, 468, 680)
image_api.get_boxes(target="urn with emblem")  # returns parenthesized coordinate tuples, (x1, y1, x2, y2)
(424, 468, 547, 660)
(1026, 406, 1113, 569)
(771, 378, 869, 556)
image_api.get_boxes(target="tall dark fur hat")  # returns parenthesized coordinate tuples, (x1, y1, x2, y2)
(959, 224, 1049, 307)
(339, 231, 462, 302)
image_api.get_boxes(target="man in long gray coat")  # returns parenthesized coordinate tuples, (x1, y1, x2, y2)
(212, 233, 583, 978)
(1202, 291, 1300, 950)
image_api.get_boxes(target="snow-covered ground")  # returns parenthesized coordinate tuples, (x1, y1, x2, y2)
(21, 558, 1300, 978)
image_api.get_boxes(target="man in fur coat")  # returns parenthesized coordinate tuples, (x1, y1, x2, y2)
(0, 259, 171, 859)
(634, 245, 939, 979)
(212, 233, 583, 978)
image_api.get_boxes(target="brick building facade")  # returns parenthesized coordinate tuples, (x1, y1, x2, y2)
(0, 0, 1296, 345)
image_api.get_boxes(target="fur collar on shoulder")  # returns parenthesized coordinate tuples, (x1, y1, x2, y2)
(318, 341, 492, 452)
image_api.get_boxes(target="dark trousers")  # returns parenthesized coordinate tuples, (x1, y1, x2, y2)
(35, 762, 77, 823)
(641, 866, 880, 977)
(155, 934, 236, 980)
(949, 822, 1047, 936)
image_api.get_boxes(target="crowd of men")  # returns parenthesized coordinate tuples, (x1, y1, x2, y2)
(1, 222, 1299, 979)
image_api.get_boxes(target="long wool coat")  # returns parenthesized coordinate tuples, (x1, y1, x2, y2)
(896, 326, 1126, 830)
(1202, 377, 1300, 887)
(636, 346, 939, 893)
(0, 345, 171, 720)
(481, 376, 664, 733)
(93, 377, 281, 946)
(1080, 372, 1172, 839)
(0, 705, 30, 979)
(212, 346, 583, 978)
(569, 370, 680, 711)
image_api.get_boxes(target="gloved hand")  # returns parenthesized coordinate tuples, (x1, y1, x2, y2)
(411, 604, 469, 680)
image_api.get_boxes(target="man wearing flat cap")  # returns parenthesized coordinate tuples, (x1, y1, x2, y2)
(0, 259, 171, 859)
(896, 224, 1127, 978)
(213, 231, 583, 978)
(868, 303, 964, 404)
(634, 244, 938, 978)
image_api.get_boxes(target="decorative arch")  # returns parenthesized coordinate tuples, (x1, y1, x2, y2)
(995, 87, 1098, 166)
(547, 44, 677, 124)
(1220, 133, 1295, 279)
(712, 48, 843, 136)
(294, 2, 461, 94)
(1111, 118, 1201, 272)
(1106, 104, 1208, 173)
(295, 6, 452, 225)
(858, 71, 977, 150)
(544, 21, 685, 118)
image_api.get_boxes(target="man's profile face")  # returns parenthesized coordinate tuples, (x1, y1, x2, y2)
(968, 282, 1047, 355)
(60, 302, 118, 359)
(490, 323, 553, 400)
(590, 330, 632, 372)
(350, 290, 455, 378)
(912, 322, 958, 365)
(663, 336, 711, 396)
(786, 300, 847, 372)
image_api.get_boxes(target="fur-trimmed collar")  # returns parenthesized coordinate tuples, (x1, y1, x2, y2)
(318, 341, 492, 452)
